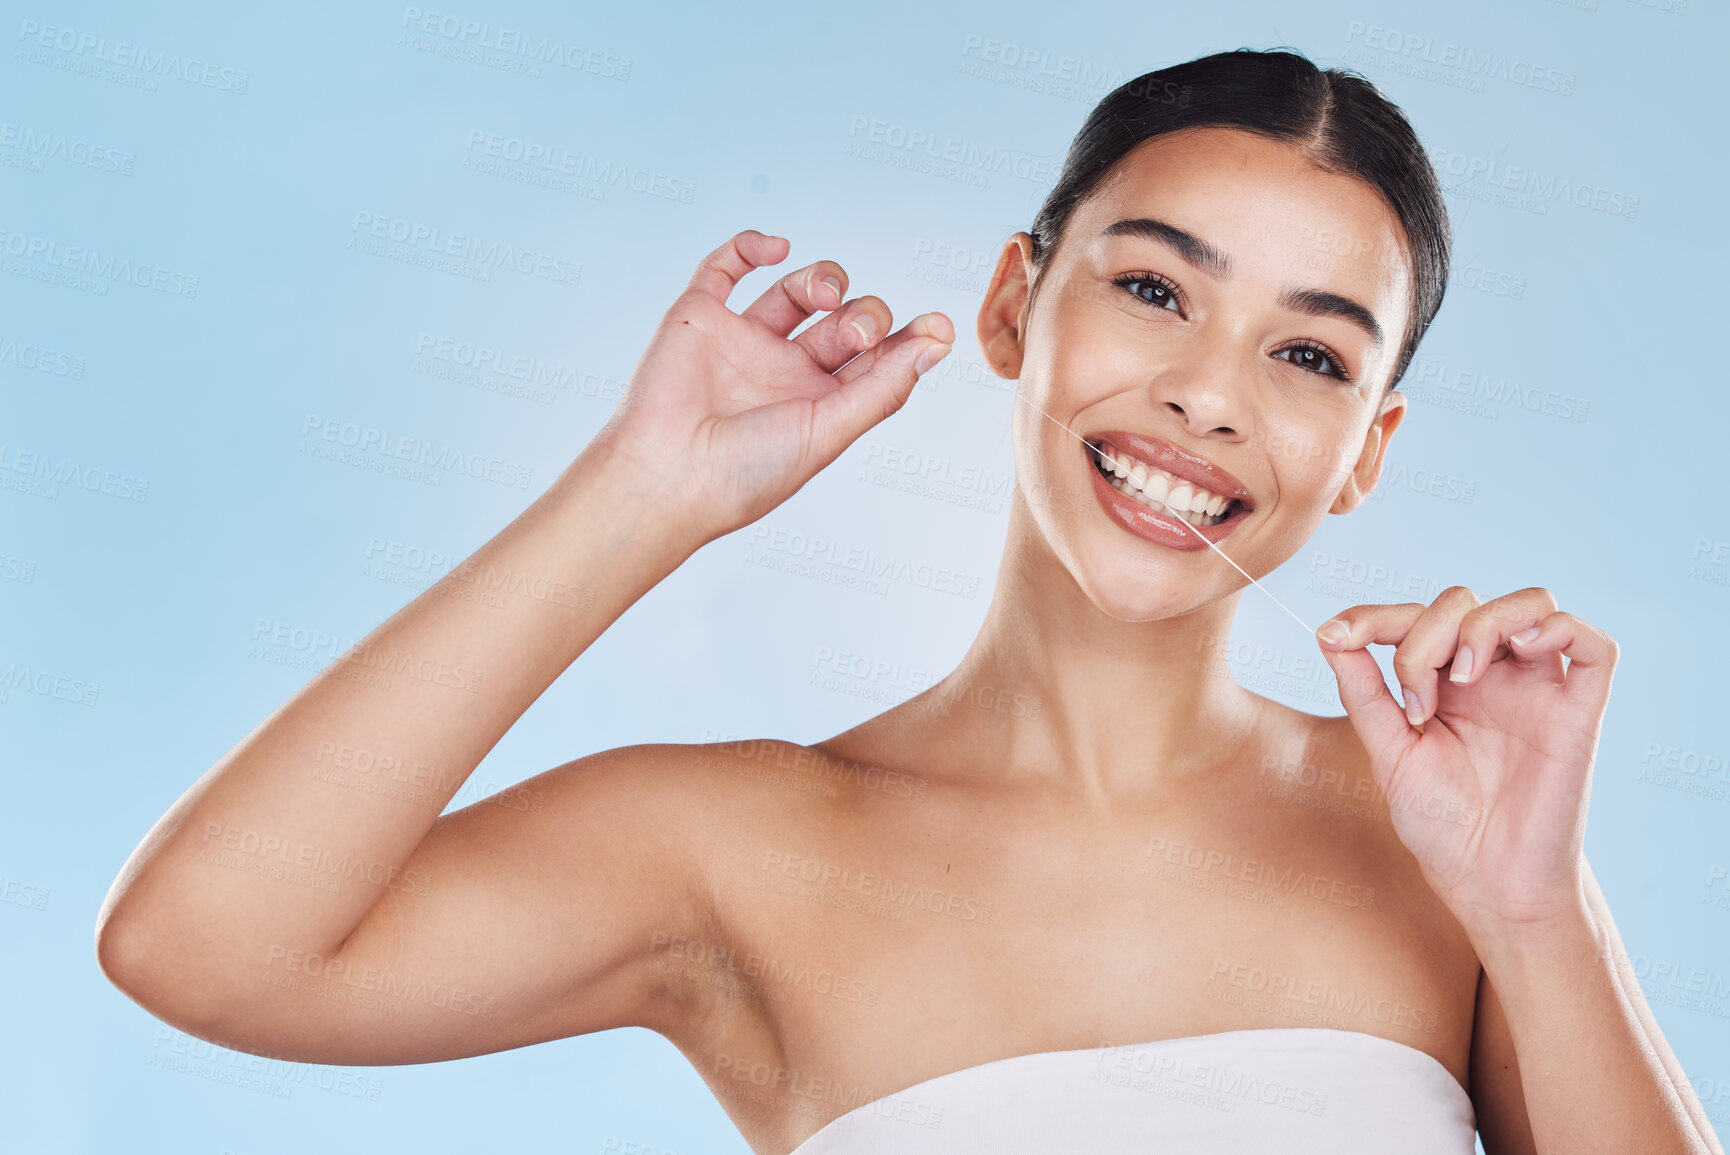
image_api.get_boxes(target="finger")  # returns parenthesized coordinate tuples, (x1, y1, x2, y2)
(740, 260, 850, 336)
(1315, 603, 1425, 654)
(685, 229, 790, 306)
(1316, 641, 1420, 772)
(1508, 610, 1619, 717)
(791, 296, 893, 373)
(1449, 587, 1561, 687)
(805, 312, 955, 468)
(1387, 586, 1480, 727)
(831, 311, 955, 389)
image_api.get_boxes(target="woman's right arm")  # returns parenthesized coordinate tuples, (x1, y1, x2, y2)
(93, 229, 955, 1066)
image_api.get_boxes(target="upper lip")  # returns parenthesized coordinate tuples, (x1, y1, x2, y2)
(1084, 429, 1257, 512)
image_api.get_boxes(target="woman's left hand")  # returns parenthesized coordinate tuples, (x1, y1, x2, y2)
(1314, 587, 1619, 934)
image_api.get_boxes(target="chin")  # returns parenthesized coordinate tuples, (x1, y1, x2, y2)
(1058, 533, 1227, 624)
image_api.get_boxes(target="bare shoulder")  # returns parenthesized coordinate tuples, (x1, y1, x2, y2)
(520, 737, 890, 906)
(1248, 701, 1483, 1044)
(521, 737, 919, 1031)
(1242, 702, 1389, 820)
(1265, 704, 1455, 893)
(675, 734, 934, 807)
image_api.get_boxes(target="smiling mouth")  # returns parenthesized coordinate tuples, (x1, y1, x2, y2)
(1084, 437, 1244, 528)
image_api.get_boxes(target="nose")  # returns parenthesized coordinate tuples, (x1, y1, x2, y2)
(1150, 336, 1253, 439)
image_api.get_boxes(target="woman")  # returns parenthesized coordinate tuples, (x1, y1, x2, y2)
(95, 49, 1721, 1155)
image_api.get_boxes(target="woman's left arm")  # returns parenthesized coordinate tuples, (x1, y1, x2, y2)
(1314, 586, 1723, 1155)
(1466, 855, 1722, 1155)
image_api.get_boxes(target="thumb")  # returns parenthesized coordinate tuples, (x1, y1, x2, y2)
(1318, 634, 1419, 770)
(806, 317, 953, 466)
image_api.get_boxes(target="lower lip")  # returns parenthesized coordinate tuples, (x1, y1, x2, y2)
(1084, 444, 1251, 552)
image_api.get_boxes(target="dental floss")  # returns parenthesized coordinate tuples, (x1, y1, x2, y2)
(1009, 387, 1320, 638)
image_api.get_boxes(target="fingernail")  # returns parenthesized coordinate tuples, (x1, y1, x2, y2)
(1403, 686, 1424, 726)
(1449, 645, 1473, 683)
(820, 275, 842, 303)
(848, 316, 876, 347)
(1510, 627, 1540, 647)
(914, 341, 952, 374)
(1316, 619, 1349, 648)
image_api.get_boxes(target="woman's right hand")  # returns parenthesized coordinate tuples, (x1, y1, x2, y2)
(593, 229, 955, 542)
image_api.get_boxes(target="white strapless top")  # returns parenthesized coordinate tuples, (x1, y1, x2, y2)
(789, 1027, 1476, 1153)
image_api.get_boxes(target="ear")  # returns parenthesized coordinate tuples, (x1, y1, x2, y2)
(1331, 388, 1408, 513)
(977, 232, 1036, 380)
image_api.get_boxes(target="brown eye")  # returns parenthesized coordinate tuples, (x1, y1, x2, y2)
(1112, 272, 1183, 314)
(1274, 342, 1349, 381)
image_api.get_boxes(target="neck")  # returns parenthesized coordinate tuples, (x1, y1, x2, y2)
(928, 491, 1267, 804)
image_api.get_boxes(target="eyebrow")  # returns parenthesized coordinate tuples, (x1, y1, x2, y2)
(1100, 216, 1385, 351)
(1101, 217, 1231, 278)
(1278, 286, 1384, 351)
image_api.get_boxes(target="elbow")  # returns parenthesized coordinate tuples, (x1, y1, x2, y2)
(94, 901, 231, 1036)
(94, 906, 170, 1014)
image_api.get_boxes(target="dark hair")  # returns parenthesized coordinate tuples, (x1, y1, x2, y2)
(1028, 48, 1450, 391)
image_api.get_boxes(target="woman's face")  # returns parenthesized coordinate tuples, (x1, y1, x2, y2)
(979, 125, 1415, 622)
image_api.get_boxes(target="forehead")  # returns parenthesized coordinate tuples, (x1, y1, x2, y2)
(1071, 125, 1411, 301)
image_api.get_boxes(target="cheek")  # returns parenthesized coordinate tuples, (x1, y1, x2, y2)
(1255, 418, 1363, 501)
(1035, 314, 1154, 418)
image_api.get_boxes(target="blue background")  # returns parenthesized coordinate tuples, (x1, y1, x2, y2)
(3, 1, 1727, 1152)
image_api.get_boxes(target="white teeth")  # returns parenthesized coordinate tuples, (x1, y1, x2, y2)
(1092, 440, 1240, 527)
(1103, 475, 1228, 525)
